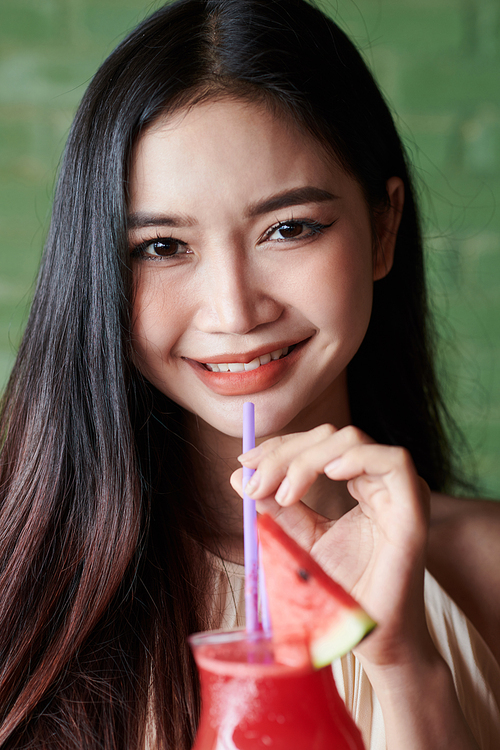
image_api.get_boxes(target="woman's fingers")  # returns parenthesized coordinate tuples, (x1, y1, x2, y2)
(237, 430, 322, 466)
(326, 444, 428, 510)
(236, 425, 429, 558)
(239, 429, 325, 499)
(239, 425, 335, 496)
(327, 443, 430, 552)
(241, 424, 374, 506)
(229, 466, 332, 551)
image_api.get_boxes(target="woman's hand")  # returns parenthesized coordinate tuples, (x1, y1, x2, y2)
(231, 425, 482, 749)
(230, 423, 435, 669)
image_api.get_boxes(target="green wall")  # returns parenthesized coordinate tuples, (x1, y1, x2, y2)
(1, 0, 499, 497)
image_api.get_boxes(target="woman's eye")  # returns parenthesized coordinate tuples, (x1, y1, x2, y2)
(265, 219, 334, 243)
(130, 237, 188, 260)
(272, 223, 305, 239)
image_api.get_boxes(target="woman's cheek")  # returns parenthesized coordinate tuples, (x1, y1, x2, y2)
(298, 240, 374, 339)
(131, 272, 181, 372)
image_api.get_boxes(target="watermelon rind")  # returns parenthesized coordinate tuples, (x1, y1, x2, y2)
(310, 609, 377, 668)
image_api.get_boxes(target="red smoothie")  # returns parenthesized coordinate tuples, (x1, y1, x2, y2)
(190, 629, 365, 750)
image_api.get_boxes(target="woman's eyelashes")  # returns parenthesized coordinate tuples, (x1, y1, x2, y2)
(130, 236, 190, 261)
(130, 218, 336, 260)
(261, 218, 336, 243)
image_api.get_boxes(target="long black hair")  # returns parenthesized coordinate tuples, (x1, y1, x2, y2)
(0, 1, 462, 747)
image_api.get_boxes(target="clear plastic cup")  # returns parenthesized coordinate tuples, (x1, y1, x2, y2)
(189, 628, 365, 750)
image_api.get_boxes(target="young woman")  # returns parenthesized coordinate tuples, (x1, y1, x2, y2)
(0, 0, 498, 748)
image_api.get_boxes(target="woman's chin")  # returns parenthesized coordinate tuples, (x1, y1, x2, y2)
(180, 394, 312, 442)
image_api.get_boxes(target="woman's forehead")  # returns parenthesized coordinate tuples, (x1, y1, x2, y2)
(134, 96, 339, 167)
(128, 99, 348, 211)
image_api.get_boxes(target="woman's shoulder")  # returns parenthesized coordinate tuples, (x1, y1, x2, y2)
(427, 492, 500, 664)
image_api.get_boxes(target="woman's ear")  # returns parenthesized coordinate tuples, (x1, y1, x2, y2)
(373, 176, 404, 281)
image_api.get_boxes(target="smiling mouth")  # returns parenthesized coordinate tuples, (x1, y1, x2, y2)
(201, 345, 296, 373)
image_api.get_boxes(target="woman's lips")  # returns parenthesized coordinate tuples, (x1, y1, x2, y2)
(184, 340, 307, 396)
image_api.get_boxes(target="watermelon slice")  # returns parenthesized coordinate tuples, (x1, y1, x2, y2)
(258, 514, 376, 668)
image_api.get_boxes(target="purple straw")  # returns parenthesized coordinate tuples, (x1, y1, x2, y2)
(243, 402, 259, 634)
(259, 553, 272, 636)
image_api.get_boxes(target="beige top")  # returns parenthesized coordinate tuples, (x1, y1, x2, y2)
(210, 558, 500, 750)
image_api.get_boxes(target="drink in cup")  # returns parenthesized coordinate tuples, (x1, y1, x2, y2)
(189, 628, 366, 750)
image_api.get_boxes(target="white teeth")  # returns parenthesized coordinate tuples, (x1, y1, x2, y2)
(205, 346, 291, 373)
(228, 362, 245, 372)
(244, 357, 261, 371)
(259, 352, 272, 365)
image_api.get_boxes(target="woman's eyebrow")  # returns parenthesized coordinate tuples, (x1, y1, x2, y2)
(127, 211, 196, 230)
(127, 187, 337, 230)
(246, 187, 338, 217)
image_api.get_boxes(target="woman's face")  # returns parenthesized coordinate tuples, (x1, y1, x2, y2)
(128, 99, 398, 438)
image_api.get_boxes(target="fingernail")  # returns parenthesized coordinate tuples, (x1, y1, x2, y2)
(275, 476, 290, 505)
(244, 471, 260, 495)
(238, 445, 262, 463)
(324, 457, 342, 477)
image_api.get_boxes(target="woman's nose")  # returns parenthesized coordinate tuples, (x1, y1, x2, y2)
(193, 252, 282, 335)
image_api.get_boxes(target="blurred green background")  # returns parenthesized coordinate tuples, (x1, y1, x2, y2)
(0, 0, 499, 496)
